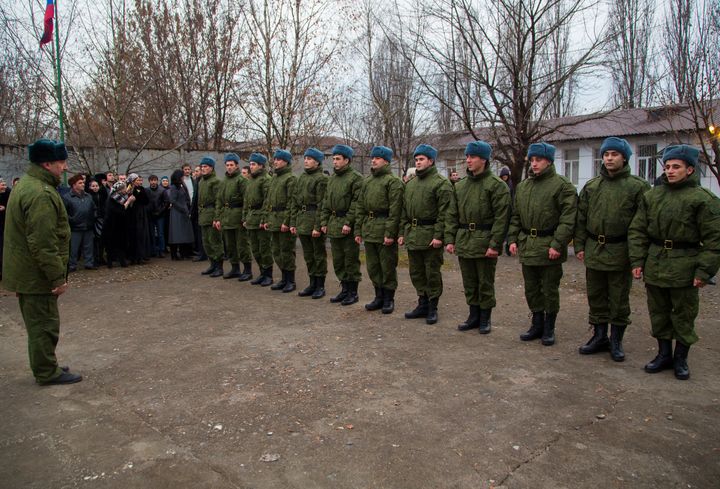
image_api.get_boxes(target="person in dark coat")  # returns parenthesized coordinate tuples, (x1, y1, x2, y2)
(0, 177, 10, 279)
(168, 169, 195, 259)
(125, 173, 151, 264)
(87, 178, 105, 265)
(63, 174, 97, 271)
(103, 181, 135, 268)
(147, 175, 168, 258)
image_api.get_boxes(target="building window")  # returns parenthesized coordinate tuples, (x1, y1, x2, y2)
(564, 148, 579, 185)
(638, 144, 658, 182)
(593, 148, 603, 176)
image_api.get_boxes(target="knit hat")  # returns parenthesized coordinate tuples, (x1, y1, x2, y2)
(465, 141, 492, 160)
(249, 153, 267, 165)
(200, 156, 216, 168)
(600, 137, 633, 161)
(111, 181, 127, 193)
(68, 174, 84, 186)
(273, 149, 293, 164)
(28, 139, 68, 164)
(331, 145, 354, 160)
(662, 145, 699, 167)
(224, 153, 240, 163)
(304, 148, 325, 164)
(127, 173, 140, 184)
(527, 142, 556, 163)
(413, 144, 438, 161)
(370, 146, 393, 162)
(499, 167, 510, 177)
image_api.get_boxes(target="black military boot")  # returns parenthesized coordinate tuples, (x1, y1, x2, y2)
(282, 270, 296, 293)
(298, 276, 316, 297)
(250, 265, 264, 285)
(579, 324, 610, 355)
(259, 267, 274, 287)
(365, 287, 384, 311)
(520, 312, 544, 341)
(458, 305, 480, 331)
(341, 282, 359, 306)
(644, 338, 673, 373)
(541, 312, 557, 346)
(425, 297, 439, 325)
(209, 260, 224, 278)
(673, 341, 690, 380)
(238, 262, 253, 282)
(405, 296, 429, 319)
(223, 263, 241, 279)
(609, 325, 626, 362)
(271, 269, 287, 290)
(478, 308, 492, 334)
(382, 289, 395, 314)
(330, 281, 348, 303)
(201, 261, 215, 275)
(312, 276, 326, 299)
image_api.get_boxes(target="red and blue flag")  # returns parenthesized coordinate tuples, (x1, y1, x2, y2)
(40, 0, 54, 46)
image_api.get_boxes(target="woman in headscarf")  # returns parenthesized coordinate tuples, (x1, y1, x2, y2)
(167, 169, 195, 259)
(103, 181, 135, 267)
(125, 173, 152, 264)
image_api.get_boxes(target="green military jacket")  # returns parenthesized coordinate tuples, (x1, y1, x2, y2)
(446, 167, 510, 257)
(244, 168, 271, 229)
(215, 170, 247, 229)
(575, 164, 650, 271)
(629, 172, 720, 287)
(400, 165, 454, 250)
(197, 171, 220, 226)
(263, 165, 296, 231)
(2, 164, 70, 293)
(354, 165, 404, 243)
(320, 164, 364, 239)
(507, 164, 577, 265)
(289, 166, 327, 235)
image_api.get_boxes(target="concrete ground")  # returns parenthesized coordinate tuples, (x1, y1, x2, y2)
(1, 252, 719, 489)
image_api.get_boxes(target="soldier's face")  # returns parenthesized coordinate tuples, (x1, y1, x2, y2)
(530, 156, 551, 174)
(414, 155, 432, 172)
(465, 155, 486, 175)
(249, 162, 263, 175)
(304, 157, 319, 170)
(664, 159, 694, 184)
(333, 155, 349, 170)
(226, 161, 238, 174)
(274, 158, 288, 170)
(450, 172, 460, 182)
(43, 160, 68, 178)
(371, 157, 387, 170)
(603, 150, 625, 174)
(241, 168, 250, 179)
(200, 164, 213, 176)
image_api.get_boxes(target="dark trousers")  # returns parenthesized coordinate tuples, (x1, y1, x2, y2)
(150, 216, 166, 256)
(69, 230, 95, 268)
(646, 284, 699, 345)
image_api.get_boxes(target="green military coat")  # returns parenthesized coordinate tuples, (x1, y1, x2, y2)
(263, 165, 296, 231)
(215, 170, 247, 229)
(320, 164, 364, 239)
(244, 168, 271, 228)
(400, 165, 454, 250)
(354, 165, 404, 243)
(290, 166, 327, 235)
(197, 172, 220, 226)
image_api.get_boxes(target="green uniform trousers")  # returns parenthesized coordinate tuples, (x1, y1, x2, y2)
(365, 241, 399, 290)
(201, 224, 223, 261)
(645, 284, 699, 345)
(330, 236, 361, 282)
(299, 233, 327, 277)
(248, 228, 273, 269)
(270, 231, 296, 271)
(223, 227, 251, 265)
(458, 257, 498, 309)
(586, 267, 632, 326)
(408, 247, 444, 299)
(18, 294, 63, 383)
(521, 264, 564, 313)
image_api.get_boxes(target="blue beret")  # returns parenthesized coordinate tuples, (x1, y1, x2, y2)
(465, 141, 492, 160)
(28, 138, 68, 164)
(413, 144, 438, 161)
(370, 145, 393, 162)
(600, 137, 632, 161)
(331, 144, 354, 159)
(249, 153, 267, 165)
(527, 142, 556, 163)
(662, 144, 699, 167)
(224, 153, 240, 163)
(273, 149, 293, 164)
(200, 156, 216, 168)
(304, 147, 325, 164)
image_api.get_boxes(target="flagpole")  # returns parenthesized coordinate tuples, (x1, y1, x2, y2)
(52, 0, 65, 143)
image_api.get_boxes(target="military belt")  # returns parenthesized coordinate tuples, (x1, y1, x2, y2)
(331, 210, 348, 217)
(271, 206, 287, 212)
(199, 203, 215, 209)
(249, 204, 263, 210)
(587, 231, 627, 244)
(650, 238, 700, 250)
(459, 222, 493, 231)
(224, 202, 243, 208)
(301, 204, 318, 212)
(410, 218, 437, 227)
(522, 226, 556, 238)
(367, 209, 389, 219)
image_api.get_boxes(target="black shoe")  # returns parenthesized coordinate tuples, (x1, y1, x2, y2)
(610, 325, 626, 362)
(330, 281, 348, 303)
(238, 262, 253, 282)
(673, 341, 690, 380)
(250, 268, 264, 285)
(458, 305, 480, 331)
(270, 269, 287, 290)
(282, 270, 296, 293)
(382, 289, 395, 314)
(644, 338, 673, 373)
(312, 276, 326, 299)
(298, 276, 317, 297)
(259, 267, 274, 287)
(201, 261, 215, 275)
(365, 287, 384, 311)
(209, 260, 224, 278)
(405, 295, 429, 319)
(478, 308, 492, 334)
(541, 312, 557, 346)
(341, 281, 359, 306)
(223, 263, 241, 279)
(520, 312, 544, 341)
(38, 371, 83, 385)
(579, 324, 610, 355)
(425, 297, 439, 324)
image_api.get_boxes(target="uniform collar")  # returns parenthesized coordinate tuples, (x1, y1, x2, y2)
(371, 164, 391, 177)
(27, 164, 61, 187)
(416, 165, 437, 179)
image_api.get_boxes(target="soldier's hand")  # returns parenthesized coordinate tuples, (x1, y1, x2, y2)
(485, 247, 499, 258)
(261, 223, 268, 230)
(398, 236, 405, 246)
(320, 226, 328, 234)
(429, 238, 443, 248)
(342, 225, 352, 235)
(576, 251, 585, 262)
(383, 237, 394, 246)
(548, 247, 561, 260)
(51, 282, 68, 296)
(312, 229, 321, 237)
(693, 278, 706, 288)
(355, 236, 362, 244)
(290, 227, 297, 235)
(243, 221, 248, 229)
(213, 221, 221, 231)
(281, 224, 289, 232)
(445, 244, 455, 254)
(509, 243, 518, 256)
(632, 267, 643, 279)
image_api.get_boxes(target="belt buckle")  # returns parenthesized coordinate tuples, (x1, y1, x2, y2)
(664, 239, 673, 250)
(597, 234, 606, 245)
(301, 205, 307, 212)
(411, 218, 418, 227)
(530, 228, 538, 238)
(225, 203, 229, 208)
(332, 210, 337, 217)
(468, 222, 476, 231)
(369, 211, 375, 219)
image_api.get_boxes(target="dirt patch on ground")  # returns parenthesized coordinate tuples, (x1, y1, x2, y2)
(1, 250, 719, 488)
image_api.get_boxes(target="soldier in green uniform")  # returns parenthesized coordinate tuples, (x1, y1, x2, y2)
(575, 137, 650, 361)
(320, 144, 364, 306)
(3, 139, 82, 385)
(354, 146, 404, 314)
(215, 153, 252, 280)
(244, 153, 274, 286)
(290, 147, 328, 298)
(263, 150, 298, 293)
(197, 157, 223, 277)
(399, 144, 454, 325)
(629, 145, 720, 380)
(446, 141, 510, 334)
(507, 142, 577, 346)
